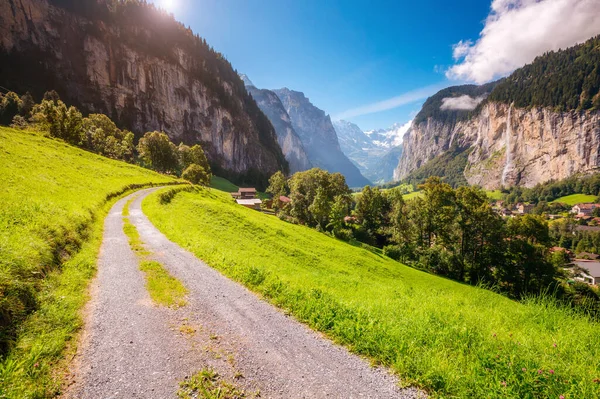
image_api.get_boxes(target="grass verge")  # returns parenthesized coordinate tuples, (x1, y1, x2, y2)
(0, 126, 178, 397)
(143, 187, 600, 399)
(0, 188, 164, 398)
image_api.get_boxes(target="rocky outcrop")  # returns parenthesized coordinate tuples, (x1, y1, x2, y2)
(0, 0, 287, 181)
(333, 120, 404, 184)
(244, 82, 311, 173)
(274, 89, 371, 187)
(395, 102, 600, 189)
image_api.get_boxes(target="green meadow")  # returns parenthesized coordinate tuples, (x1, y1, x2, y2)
(144, 187, 600, 399)
(210, 175, 239, 193)
(0, 127, 175, 397)
(551, 193, 598, 206)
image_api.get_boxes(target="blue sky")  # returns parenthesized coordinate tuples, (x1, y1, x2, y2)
(150, 0, 600, 130)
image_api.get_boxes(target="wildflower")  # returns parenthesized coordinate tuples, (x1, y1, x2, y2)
(553, 343, 557, 348)
(549, 370, 555, 375)
(522, 368, 527, 372)
(538, 369, 543, 374)
(559, 396, 565, 399)
(33, 362, 39, 368)
(501, 381, 507, 387)
(493, 333, 497, 338)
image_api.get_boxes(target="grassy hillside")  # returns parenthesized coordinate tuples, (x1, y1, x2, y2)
(0, 127, 176, 397)
(144, 187, 600, 399)
(551, 193, 598, 206)
(210, 176, 239, 193)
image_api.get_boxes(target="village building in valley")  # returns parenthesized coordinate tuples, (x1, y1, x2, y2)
(231, 188, 262, 210)
(572, 260, 600, 286)
(572, 203, 600, 217)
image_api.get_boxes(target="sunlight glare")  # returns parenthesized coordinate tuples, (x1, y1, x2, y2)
(157, 0, 177, 13)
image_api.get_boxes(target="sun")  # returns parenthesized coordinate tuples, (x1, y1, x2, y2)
(157, 0, 177, 13)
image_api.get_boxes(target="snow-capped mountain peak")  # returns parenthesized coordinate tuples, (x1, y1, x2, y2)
(333, 120, 410, 184)
(364, 120, 412, 149)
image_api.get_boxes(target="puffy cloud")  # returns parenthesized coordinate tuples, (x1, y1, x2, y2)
(440, 95, 486, 111)
(447, 0, 600, 84)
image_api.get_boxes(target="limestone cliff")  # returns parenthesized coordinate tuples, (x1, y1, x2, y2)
(396, 37, 600, 189)
(466, 103, 600, 189)
(0, 0, 287, 183)
(395, 102, 600, 189)
(244, 83, 311, 174)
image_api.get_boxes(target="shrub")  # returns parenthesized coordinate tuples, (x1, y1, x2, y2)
(182, 164, 210, 186)
(333, 228, 354, 242)
(10, 115, 28, 130)
(383, 245, 402, 261)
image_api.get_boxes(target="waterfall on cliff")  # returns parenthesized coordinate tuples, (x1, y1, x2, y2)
(501, 104, 513, 186)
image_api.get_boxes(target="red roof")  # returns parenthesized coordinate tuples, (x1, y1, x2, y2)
(279, 195, 291, 203)
(575, 203, 600, 210)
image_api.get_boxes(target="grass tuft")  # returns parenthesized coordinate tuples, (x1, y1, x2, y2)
(178, 368, 246, 399)
(138, 261, 188, 308)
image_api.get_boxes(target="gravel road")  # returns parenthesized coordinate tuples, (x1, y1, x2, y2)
(66, 188, 424, 399)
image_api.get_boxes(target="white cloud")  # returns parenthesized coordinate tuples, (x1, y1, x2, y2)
(440, 95, 486, 111)
(447, 0, 600, 84)
(333, 83, 446, 120)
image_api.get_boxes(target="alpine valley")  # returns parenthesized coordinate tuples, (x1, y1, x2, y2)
(243, 78, 371, 187)
(333, 120, 408, 184)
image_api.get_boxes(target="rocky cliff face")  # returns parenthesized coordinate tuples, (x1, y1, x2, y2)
(274, 89, 370, 187)
(244, 81, 311, 173)
(466, 103, 600, 189)
(333, 120, 404, 184)
(0, 0, 287, 182)
(395, 102, 600, 189)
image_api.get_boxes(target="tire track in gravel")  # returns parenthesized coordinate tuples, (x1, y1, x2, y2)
(67, 187, 424, 398)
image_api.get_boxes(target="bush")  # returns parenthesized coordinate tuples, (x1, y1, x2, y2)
(182, 164, 210, 186)
(10, 115, 28, 130)
(333, 228, 354, 242)
(383, 245, 402, 261)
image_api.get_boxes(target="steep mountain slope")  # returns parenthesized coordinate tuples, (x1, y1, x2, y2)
(274, 89, 370, 187)
(333, 120, 404, 184)
(395, 36, 600, 188)
(0, 0, 287, 183)
(243, 79, 311, 173)
(394, 83, 498, 181)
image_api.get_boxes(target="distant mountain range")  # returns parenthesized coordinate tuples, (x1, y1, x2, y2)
(333, 120, 408, 184)
(242, 77, 370, 187)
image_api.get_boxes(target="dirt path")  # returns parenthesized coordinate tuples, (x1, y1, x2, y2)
(67, 188, 423, 398)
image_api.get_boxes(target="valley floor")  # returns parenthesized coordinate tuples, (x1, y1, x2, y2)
(67, 188, 420, 398)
